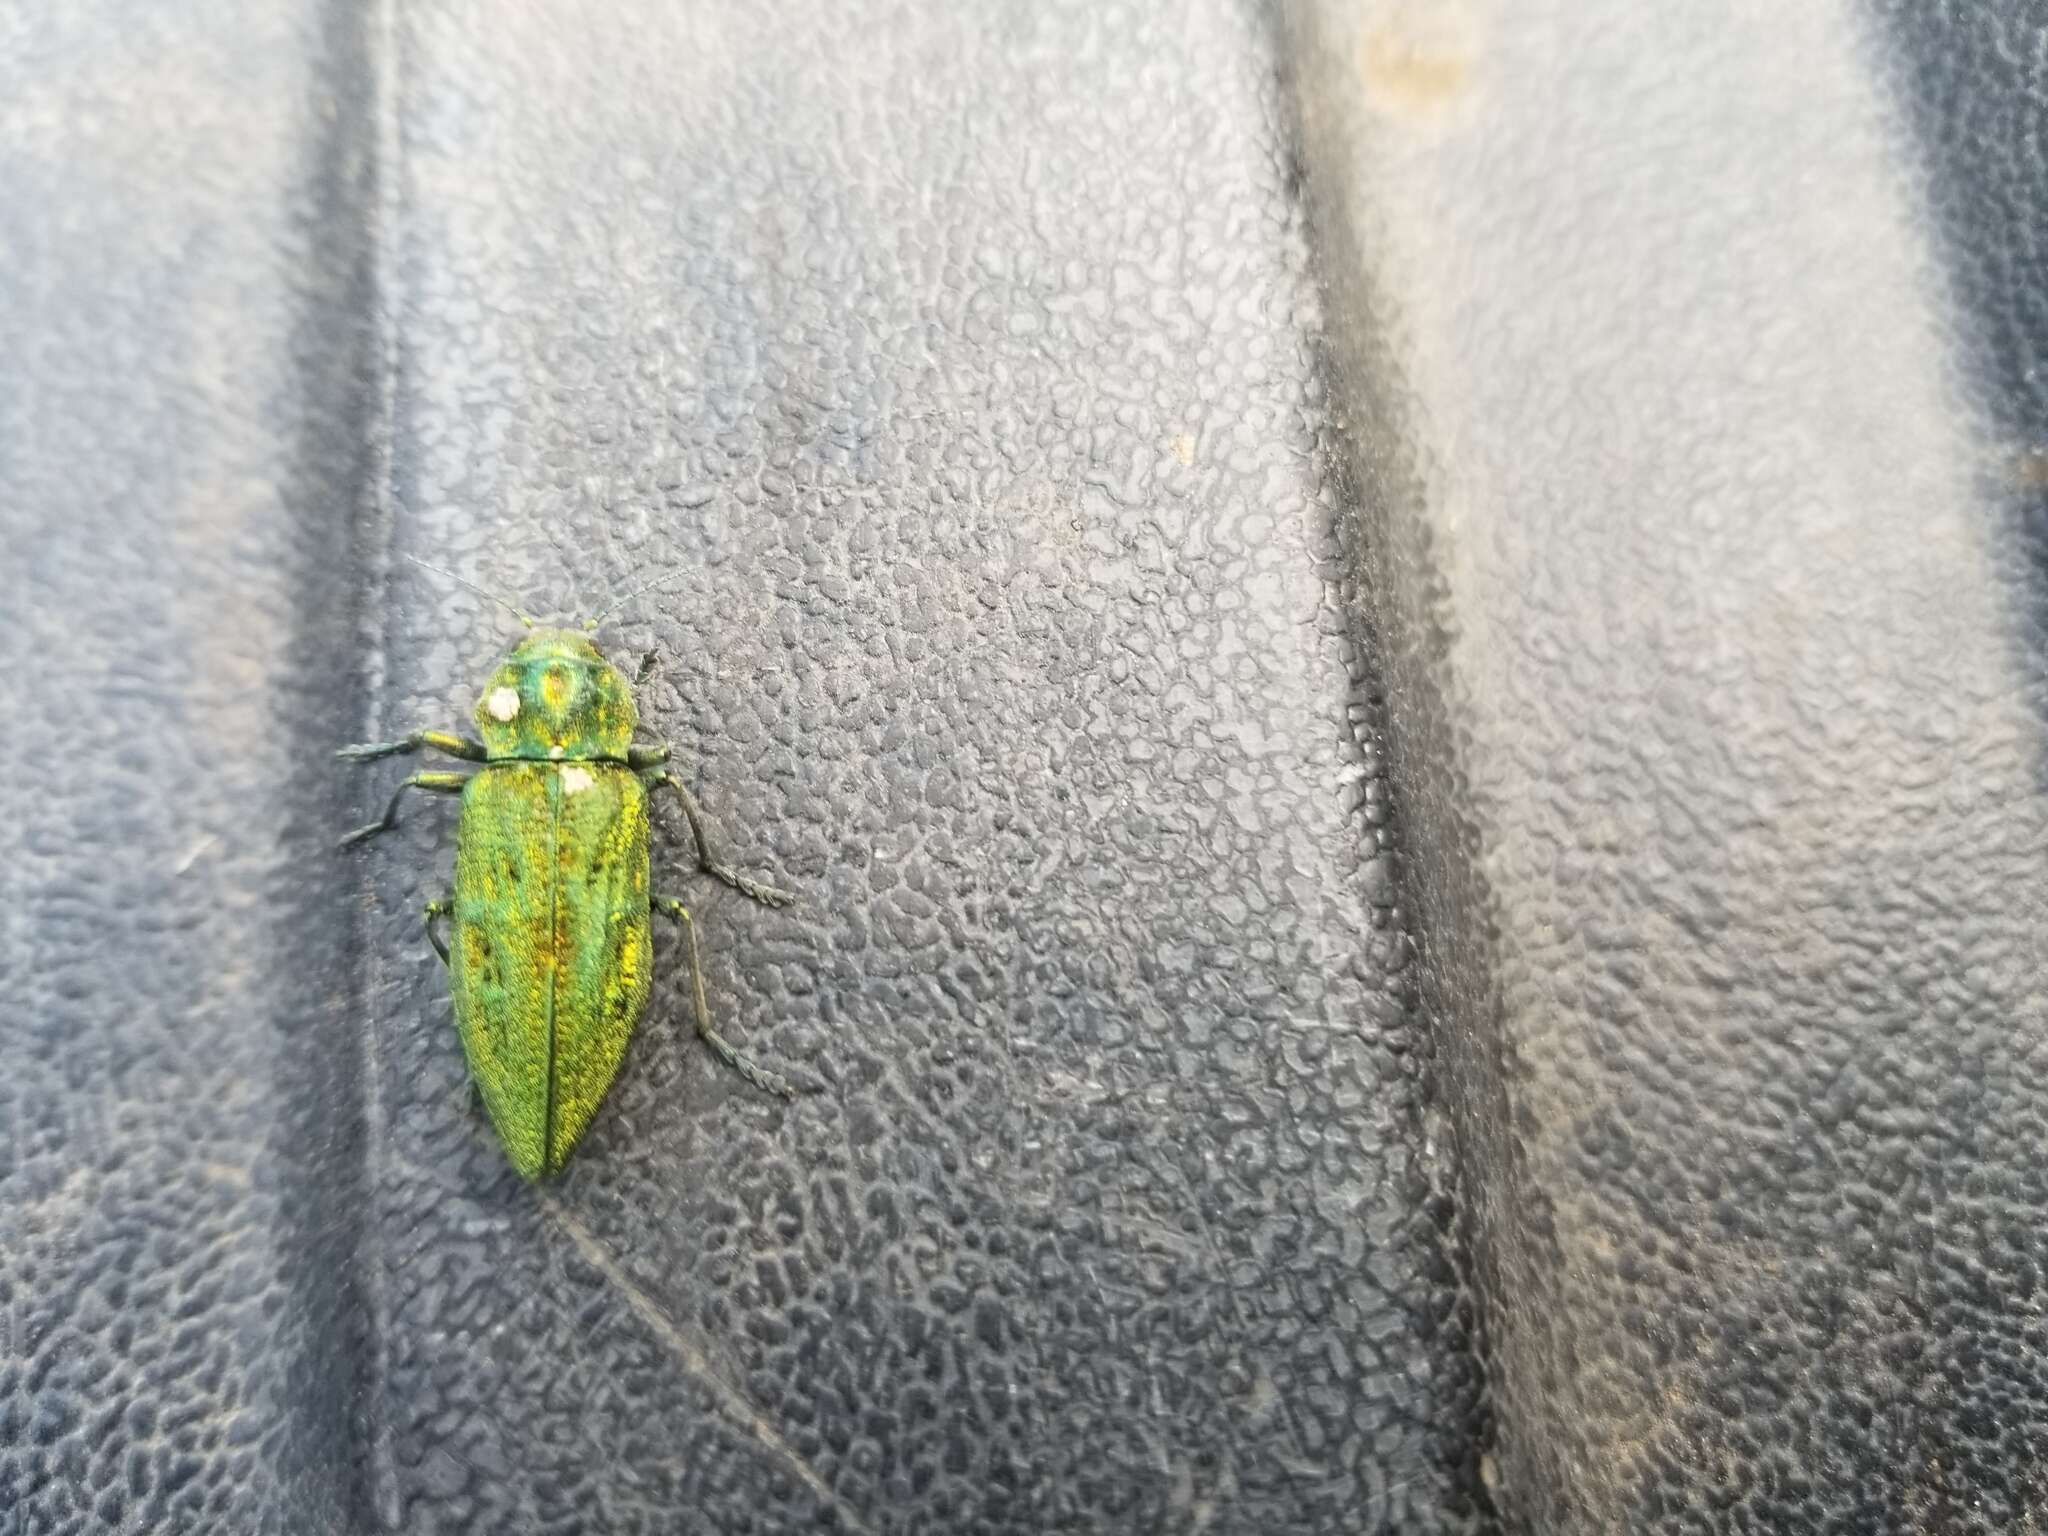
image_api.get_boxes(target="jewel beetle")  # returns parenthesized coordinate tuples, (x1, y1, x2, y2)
(339, 558, 801, 1178)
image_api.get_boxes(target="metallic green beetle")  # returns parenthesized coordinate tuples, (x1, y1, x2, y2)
(339, 568, 799, 1178)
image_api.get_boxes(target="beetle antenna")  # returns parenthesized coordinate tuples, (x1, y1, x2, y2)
(583, 568, 691, 633)
(404, 554, 539, 629)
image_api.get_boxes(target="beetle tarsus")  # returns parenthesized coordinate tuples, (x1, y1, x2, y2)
(338, 817, 395, 848)
(710, 865, 795, 908)
(644, 769, 794, 908)
(337, 738, 413, 762)
(654, 896, 805, 1100)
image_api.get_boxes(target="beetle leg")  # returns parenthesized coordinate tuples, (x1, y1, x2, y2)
(653, 896, 801, 1100)
(339, 772, 469, 848)
(626, 741, 670, 769)
(337, 728, 486, 763)
(643, 770, 794, 907)
(423, 898, 453, 966)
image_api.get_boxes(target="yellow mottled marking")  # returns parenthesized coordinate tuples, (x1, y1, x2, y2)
(616, 927, 643, 993)
(451, 759, 653, 1178)
(541, 664, 573, 712)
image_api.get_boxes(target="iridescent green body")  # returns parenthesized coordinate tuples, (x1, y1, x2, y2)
(452, 760, 651, 1176)
(341, 624, 798, 1179)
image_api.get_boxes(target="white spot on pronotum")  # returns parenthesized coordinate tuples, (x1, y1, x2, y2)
(549, 745, 565, 760)
(560, 766, 595, 795)
(486, 686, 521, 721)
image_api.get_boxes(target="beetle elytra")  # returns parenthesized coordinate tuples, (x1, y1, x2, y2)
(340, 559, 802, 1178)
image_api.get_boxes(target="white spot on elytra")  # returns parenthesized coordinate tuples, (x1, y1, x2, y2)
(560, 766, 595, 795)
(486, 686, 520, 722)
(549, 745, 565, 760)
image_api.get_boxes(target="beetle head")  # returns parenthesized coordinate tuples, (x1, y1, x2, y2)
(474, 628, 637, 761)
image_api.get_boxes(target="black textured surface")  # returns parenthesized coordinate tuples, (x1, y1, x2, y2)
(15, 0, 2048, 1531)
(1, 2, 381, 1532)
(358, 1, 1470, 1531)
(1284, 1, 2048, 1531)
(4, 0, 1476, 1533)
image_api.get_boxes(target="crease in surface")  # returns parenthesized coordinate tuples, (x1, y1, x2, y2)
(352, 0, 407, 1521)
(546, 1203, 881, 1536)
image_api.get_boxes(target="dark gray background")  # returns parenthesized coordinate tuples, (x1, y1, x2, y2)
(4, 1, 2044, 1532)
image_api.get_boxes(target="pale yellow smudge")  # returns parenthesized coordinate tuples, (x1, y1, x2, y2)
(1359, 11, 1477, 117)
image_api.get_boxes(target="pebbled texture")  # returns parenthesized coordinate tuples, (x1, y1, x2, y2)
(6, 0, 1486, 1518)
(0, 1, 382, 1532)
(354, 1, 1476, 1531)
(15, 0, 2048, 1530)
(1283, 1, 2048, 1530)
(1, 0, 1495, 1527)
